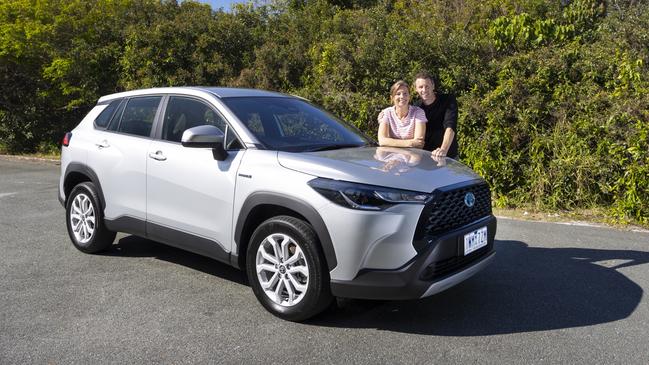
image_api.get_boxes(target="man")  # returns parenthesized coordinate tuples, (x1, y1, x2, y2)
(413, 71, 459, 158)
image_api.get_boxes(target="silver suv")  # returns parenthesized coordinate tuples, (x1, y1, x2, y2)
(59, 87, 496, 321)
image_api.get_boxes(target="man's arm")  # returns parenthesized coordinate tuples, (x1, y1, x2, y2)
(433, 128, 455, 156)
(431, 96, 458, 157)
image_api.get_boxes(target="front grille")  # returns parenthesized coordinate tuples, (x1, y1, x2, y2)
(424, 182, 492, 236)
(412, 181, 492, 253)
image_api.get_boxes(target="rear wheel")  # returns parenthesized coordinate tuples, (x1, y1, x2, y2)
(65, 182, 116, 253)
(246, 216, 333, 321)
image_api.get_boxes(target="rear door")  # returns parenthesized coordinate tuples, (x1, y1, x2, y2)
(145, 95, 245, 261)
(87, 96, 162, 229)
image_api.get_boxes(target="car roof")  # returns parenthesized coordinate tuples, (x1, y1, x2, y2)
(193, 87, 287, 98)
(97, 86, 288, 103)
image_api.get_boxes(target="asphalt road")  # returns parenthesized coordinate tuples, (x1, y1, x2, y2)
(1, 156, 648, 364)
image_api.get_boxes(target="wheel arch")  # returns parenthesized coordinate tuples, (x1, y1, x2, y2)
(234, 193, 337, 272)
(63, 163, 106, 210)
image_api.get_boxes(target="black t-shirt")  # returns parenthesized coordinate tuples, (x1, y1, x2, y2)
(415, 94, 458, 158)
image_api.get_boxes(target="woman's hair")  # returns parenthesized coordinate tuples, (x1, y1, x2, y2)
(389, 80, 410, 103)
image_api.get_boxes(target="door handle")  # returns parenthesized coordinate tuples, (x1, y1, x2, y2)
(95, 140, 110, 149)
(148, 151, 167, 161)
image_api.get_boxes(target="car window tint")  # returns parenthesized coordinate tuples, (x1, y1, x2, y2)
(117, 96, 161, 137)
(94, 99, 121, 129)
(106, 99, 126, 132)
(224, 128, 243, 150)
(162, 97, 239, 148)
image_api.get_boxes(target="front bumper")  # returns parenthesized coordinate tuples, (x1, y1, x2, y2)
(329, 215, 497, 300)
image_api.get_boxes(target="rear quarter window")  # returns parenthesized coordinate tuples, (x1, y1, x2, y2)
(94, 99, 122, 129)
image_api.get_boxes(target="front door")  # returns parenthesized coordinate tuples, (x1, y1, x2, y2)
(145, 96, 244, 261)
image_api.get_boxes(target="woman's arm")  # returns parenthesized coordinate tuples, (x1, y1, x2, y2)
(413, 122, 426, 148)
(378, 122, 409, 147)
(377, 122, 425, 148)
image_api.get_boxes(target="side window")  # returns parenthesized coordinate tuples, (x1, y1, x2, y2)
(116, 96, 161, 137)
(162, 96, 241, 149)
(94, 99, 121, 129)
(224, 129, 243, 150)
(107, 100, 126, 132)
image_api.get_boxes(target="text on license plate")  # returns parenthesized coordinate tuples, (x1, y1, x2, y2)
(464, 226, 488, 255)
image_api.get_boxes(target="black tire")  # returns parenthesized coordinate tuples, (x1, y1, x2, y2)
(246, 215, 333, 321)
(65, 182, 116, 253)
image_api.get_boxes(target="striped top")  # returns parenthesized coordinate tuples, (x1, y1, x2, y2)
(379, 106, 427, 139)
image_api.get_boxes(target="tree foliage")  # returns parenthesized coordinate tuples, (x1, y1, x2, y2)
(0, 0, 647, 223)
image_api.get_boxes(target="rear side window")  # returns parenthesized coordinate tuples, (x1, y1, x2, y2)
(115, 96, 162, 137)
(107, 100, 126, 132)
(94, 99, 121, 129)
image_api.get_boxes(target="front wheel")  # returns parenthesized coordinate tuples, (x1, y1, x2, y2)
(246, 216, 333, 321)
(65, 182, 116, 253)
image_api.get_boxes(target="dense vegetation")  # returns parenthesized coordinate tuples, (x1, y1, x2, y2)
(1, 0, 647, 224)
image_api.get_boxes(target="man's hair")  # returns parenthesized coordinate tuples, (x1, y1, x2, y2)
(414, 71, 437, 92)
(389, 80, 410, 103)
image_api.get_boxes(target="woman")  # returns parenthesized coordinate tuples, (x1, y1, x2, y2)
(377, 80, 427, 148)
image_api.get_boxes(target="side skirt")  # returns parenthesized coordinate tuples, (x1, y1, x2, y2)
(104, 216, 232, 267)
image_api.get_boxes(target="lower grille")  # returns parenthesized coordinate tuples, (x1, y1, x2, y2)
(420, 246, 491, 280)
(422, 246, 491, 280)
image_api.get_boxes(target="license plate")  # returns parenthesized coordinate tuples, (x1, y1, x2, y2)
(464, 226, 488, 255)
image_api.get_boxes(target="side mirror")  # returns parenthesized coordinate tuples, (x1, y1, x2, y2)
(181, 125, 228, 161)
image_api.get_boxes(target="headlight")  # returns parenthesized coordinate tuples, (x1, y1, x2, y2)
(308, 178, 431, 211)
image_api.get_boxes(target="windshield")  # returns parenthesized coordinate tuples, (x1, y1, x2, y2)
(221, 96, 372, 152)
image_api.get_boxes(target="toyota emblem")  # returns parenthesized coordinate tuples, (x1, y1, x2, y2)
(464, 192, 475, 208)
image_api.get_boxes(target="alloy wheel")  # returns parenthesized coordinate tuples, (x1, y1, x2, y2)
(255, 233, 309, 307)
(69, 193, 96, 244)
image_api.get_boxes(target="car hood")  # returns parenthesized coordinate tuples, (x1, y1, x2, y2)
(277, 147, 482, 193)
